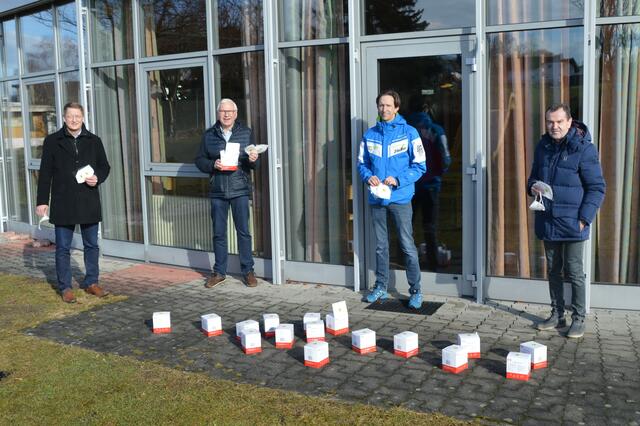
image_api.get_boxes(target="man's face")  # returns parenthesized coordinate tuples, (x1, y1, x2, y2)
(63, 107, 84, 133)
(545, 109, 572, 141)
(377, 95, 399, 122)
(217, 101, 237, 129)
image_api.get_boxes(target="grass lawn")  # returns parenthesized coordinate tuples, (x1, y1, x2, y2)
(0, 273, 468, 425)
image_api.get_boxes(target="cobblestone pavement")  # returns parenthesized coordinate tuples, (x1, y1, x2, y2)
(2, 233, 640, 425)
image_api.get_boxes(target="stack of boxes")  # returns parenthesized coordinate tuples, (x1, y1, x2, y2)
(235, 319, 259, 341)
(325, 301, 349, 336)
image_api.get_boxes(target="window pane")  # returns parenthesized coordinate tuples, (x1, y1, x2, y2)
(215, 52, 270, 258)
(89, 0, 134, 62)
(20, 9, 55, 73)
(94, 65, 143, 242)
(600, 0, 640, 17)
(281, 44, 352, 264)
(1, 20, 19, 77)
(487, 28, 583, 279)
(1, 81, 28, 222)
(57, 2, 78, 68)
(594, 24, 640, 285)
(141, 0, 207, 57)
(363, 0, 474, 35)
(147, 66, 205, 163)
(487, 1, 582, 25)
(61, 71, 80, 106)
(280, 0, 347, 41)
(26, 81, 57, 159)
(212, 0, 263, 48)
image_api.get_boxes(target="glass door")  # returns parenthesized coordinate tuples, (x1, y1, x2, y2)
(361, 37, 476, 297)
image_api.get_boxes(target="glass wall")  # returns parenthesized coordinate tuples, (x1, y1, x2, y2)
(212, 0, 262, 48)
(600, 0, 640, 16)
(89, 0, 134, 62)
(279, 0, 348, 41)
(20, 9, 55, 73)
(57, 3, 78, 69)
(487, 1, 582, 25)
(1, 19, 19, 77)
(25, 81, 57, 159)
(141, 0, 207, 57)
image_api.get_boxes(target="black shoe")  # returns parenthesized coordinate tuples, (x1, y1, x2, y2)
(536, 314, 567, 331)
(567, 318, 585, 338)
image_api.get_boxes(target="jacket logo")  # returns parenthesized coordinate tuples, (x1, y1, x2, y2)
(412, 139, 426, 163)
(388, 140, 408, 157)
(366, 141, 382, 157)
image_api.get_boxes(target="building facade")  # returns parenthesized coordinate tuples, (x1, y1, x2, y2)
(0, 0, 638, 309)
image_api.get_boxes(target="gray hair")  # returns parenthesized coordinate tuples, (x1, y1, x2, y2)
(217, 98, 238, 112)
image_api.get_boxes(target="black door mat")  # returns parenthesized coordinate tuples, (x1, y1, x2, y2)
(364, 299, 444, 315)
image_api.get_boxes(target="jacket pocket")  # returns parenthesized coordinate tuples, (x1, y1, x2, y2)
(230, 171, 248, 192)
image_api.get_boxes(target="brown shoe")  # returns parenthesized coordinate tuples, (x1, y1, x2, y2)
(244, 272, 258, 287)
(84, 283, 109, 298)
(62, 289, 77, 303)
(205, 273, 226, 288)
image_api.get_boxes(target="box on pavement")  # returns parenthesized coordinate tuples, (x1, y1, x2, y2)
(506, 351, 532, 381)
(262, 313, 280, 338)
(520, 341, 547, 369)
(457, 332, 481, 359)
(241, 329, 262, 355)
(441, 344, 468, 373)
(236, 319, 259, 341)
(303, 312, 321, 330)
(326, 301, 349, 335)
(352, 328, 377, 354)
(152, 311, 171, 334)
(304, 341, 330, 368)
(306, 320, 326, 342)
(275, 323, 295, 349)
(200, 313, 222, 337)
(394, 331, 419, 358)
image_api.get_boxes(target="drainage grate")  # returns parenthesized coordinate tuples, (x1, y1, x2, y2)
(364, 299, 443, 316)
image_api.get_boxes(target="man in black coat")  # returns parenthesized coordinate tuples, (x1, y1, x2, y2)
(36, 102, 111, 303)
(195, 98, 259, 288)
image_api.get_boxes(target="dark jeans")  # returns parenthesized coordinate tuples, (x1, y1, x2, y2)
(544, 240, 586, 320)
(54, 223, 99, 292)
(211, 196, 254, 276)
(412, 186, 440, 270)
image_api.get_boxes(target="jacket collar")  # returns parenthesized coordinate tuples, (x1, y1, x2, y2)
(56, 124, 89, 156)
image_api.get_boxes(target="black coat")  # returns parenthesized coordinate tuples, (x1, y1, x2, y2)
(36, 125, 111, 225)
(194, 121, 257, 199)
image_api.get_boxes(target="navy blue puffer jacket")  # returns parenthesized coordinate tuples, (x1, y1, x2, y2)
(527, 121, 606, 241)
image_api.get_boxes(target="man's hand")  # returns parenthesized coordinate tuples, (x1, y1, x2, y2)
(383, 176, 398, 187)
(85, 175, 98, 187)
(248, 151, 258, 162)
(36, 204, 48, 217)
(368, 176, 381, 186)
(579, 221, 586, 231)
(214, 159, 223, 170)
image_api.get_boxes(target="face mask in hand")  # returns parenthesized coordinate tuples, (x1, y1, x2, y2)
(529, 193, 545, 211)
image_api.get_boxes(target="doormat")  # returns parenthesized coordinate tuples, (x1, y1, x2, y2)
(364, 299, 444, 316)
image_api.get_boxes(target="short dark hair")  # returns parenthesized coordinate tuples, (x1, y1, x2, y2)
(545, 103, 571, 120)
(63, 102, 84, 116)
(376, 90, 401, 109)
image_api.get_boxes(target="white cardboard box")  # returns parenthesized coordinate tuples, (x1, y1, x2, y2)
(241, 329, 262, 354)
(200, 313, 222, 337)
(394, 331, 419, 358)
(236, 319, 259, 341)
(352, 328, 376, 354)
(520, 341, 548, 369)
(152, 311, 171, 334)
(303, 312, 322, 330)
(457, 332, 481, 359)
(306, 320, 325, 342)
(326, 301, 349, 335)
(442, 344, 468, 373)
(262, 313, 280, 337)
(304, 341, 329, 368)
(506, 351, 532, 380)
(275, 323, 295, 349)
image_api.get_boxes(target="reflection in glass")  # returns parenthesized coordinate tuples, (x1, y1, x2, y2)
(595, 24, 640, 284)
(487, 28, 583, 279)
(148, 67, 205, 163)
(89, 0, 134, 62)
(61, 71, 80, 107)
(487, 0, 582, 25)
(600, 0, 640, 17)
(364, 0, 474, 35)
(378, 55, 463, 274)
(1, 81, 28, 222)
(94, 65, 143, 242)
(57, 2, 79, 68)
(279, 0, 347, 42)
(26, 82, 57, 159)
(20, 9, 55, 73)
(1, 20, 19, 77)
(215, 52, 270, 258)
(281, 45, 352, 265)
(212, 0, 262, 48)
(141, 0, 207, 57)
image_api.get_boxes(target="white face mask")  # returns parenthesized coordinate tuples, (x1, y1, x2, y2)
(529, 193, 545, 211)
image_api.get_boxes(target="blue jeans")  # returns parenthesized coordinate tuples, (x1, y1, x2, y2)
(371, 203, 421, 294)
(544, 240, 586, 320)
(211, 196, 254, 276)
(55, 223, 99, 292)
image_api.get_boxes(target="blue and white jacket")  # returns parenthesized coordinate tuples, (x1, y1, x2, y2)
(358, 114, 426, 205)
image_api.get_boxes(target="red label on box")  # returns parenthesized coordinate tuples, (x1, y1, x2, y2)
(275, 341, 294, 349)
(394, 348, 419, 358)
(468, 352, 481, 359)
(304, 358, 330, 369)
(307, 337, 326, 343)
(242, 346, 262, 355)
(153, 327, 171, 334)
(352, 345, 376, 354)
(326, 327, 349, 336)
(532, 361, 547, 370)
(264, 331, 275, 338)
(220, 165, 238, 171)
(442, 363, 468, 374)
(507, 372, 530, 381)
(201, 329, 222, 337)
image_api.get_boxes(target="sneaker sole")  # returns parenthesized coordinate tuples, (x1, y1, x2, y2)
(205, 278, 226, 288)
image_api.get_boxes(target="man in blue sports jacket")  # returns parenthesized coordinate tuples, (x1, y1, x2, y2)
(358, 90, 427, 309)
(528, 103, 605, 338)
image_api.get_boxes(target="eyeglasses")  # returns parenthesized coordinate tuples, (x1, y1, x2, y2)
(218, 110, 237, 115)
(65, 115, 83, 120)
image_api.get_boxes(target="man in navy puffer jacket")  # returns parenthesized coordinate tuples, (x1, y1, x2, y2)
(527, 103, 605, 338)
(358, 90, 426, 309)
